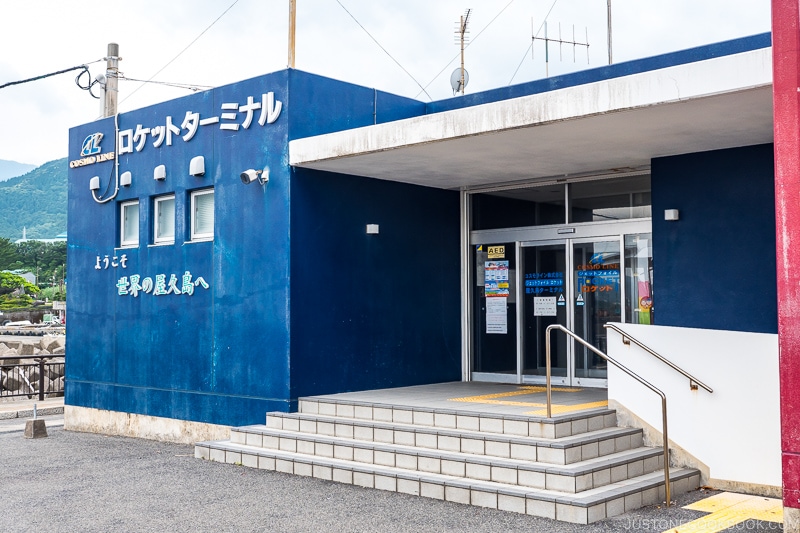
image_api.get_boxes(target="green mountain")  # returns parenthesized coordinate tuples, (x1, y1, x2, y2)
(0, 158, 67, 240)
(0, 159, 36, 182)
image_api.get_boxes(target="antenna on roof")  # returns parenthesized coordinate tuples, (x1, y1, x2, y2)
(532, 19, 589, 77)
(451, 9, 471, 95)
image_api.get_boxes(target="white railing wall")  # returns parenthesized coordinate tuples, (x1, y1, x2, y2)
(606, 323, 780, 489)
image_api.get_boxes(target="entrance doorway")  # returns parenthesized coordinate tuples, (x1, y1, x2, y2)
(470, 222, 653, 387)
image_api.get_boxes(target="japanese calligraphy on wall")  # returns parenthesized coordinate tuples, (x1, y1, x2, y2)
(117, 271, 209, 297)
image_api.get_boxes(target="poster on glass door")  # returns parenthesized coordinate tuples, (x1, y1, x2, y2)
(484, 261, 510, 297)
(485, 260, 509, 334)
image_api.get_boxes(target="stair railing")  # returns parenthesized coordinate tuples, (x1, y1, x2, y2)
(545, 324, 673, 506)
(604, 324, 713, 393)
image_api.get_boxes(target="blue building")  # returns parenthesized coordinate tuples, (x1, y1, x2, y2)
(67, 32, 779, 495)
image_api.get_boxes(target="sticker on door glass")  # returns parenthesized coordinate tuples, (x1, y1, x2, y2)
(534, 296, 558, 316)
(486, 296, 508, 334)
(484, 261, 509, 297)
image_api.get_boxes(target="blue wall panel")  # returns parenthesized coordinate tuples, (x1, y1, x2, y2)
(289, 169, 462, 399)
(651, 144, 777, 333)
(67, 69, 448, 427)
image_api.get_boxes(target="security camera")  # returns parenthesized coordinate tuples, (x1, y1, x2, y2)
(241, 169, 260, 184)
(241, 168, 269, 185)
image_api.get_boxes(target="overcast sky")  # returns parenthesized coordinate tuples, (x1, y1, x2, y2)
(0, 0, 772, 166)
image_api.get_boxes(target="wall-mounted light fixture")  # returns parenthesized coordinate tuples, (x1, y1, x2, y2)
(240, 168, 269, 185)
(120, 171, 132, 187)
(154, 165, 166, 181)
(366, 224, 380, 235)
(664, 209, 680, 221)
(189, 156, 205, 177)
(89, 176, 100, 191)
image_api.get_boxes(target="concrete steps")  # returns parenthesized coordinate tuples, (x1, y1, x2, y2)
(195, 396, 700, 524)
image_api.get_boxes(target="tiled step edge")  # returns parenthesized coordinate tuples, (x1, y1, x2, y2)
(262, 414, 643, 465)
(195, 440, 700, 525)
(231, 425, 663, 493)
(298, 397, 616, 439)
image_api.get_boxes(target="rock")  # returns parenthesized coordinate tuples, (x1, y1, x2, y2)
(44, 364, 64, 380)
(52, 346, 65, 355)
(18, 343, 34, 356)
(2, 372, 22, 391)
(40, 335, 64, 352)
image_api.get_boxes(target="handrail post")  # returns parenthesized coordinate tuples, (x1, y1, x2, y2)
(545, 325, 552, 418)
(38, 359, 45, 402)
(662, 396, 671, 505)
(544, 323, 673, 507)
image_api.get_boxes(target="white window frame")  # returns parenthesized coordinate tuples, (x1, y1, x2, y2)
(190, 189, 214, 241)
(153, 194, 176, 245)
(120, 200, 140, 248)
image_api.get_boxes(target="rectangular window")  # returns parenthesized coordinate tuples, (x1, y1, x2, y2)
(154, 195, 175, 244)
(120, 200, 140, 247)
(191, 189, 214, 241)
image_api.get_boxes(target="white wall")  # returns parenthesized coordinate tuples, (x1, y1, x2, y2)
(607, 323, 780, 489)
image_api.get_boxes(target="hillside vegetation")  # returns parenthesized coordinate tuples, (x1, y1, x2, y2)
(0, 158, 67, 240)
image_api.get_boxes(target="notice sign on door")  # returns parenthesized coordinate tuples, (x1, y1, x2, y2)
(534, 296, 558, 316)
(486, 296, 508, 334)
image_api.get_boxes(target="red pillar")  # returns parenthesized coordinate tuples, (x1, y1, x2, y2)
(773, 0, 800, 527)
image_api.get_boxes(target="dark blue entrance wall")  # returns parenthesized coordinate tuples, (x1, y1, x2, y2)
(651, 144, 776, 333)
(289, 168, 461, 401)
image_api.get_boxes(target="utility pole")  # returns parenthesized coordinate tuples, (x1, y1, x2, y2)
(288, 0, 296, 68)
(607, 0, 613, 65)
(103, 43, 120, 117)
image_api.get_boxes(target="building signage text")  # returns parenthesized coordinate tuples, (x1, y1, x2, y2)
(118, 91, 282, 155)
(117, 271, 209, 297)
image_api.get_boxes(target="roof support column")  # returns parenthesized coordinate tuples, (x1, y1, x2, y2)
(772, 1, 800, 529)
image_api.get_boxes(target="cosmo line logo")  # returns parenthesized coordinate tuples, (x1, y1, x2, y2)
(81, 132, 103, 156)
(70, 132, 115, 168)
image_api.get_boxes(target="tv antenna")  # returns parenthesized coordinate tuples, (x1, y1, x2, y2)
(532, 20, 590, 77)
(451, 8, 471, 95)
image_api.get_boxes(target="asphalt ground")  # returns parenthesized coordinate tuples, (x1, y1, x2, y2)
(0, 418, 783, 533)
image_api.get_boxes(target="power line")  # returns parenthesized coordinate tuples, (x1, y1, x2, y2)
(335, 0, 432, 101)
(415, 0, 515, 100)
(119, 0, 240, 106)
(508, 0, 559, 85)
(0, 59, 103, 91)
(119, 76, 213, 92)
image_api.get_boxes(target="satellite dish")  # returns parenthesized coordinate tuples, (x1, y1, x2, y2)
(450, 68, 469, 94)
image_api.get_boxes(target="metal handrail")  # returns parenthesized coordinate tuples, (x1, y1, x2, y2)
(604, 324, 713, 393)
(545, 324, 672, 507)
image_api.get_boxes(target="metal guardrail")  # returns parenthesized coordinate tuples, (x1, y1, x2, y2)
(544, 324, 673, 507)
(604, 324, 713, 393)
(0, 355, 65, 401)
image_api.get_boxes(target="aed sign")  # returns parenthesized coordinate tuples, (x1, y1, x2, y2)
(487, 245, 505, 259)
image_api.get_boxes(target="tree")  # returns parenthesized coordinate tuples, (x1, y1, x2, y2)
(0, 271, 39, 309)
(0, 237, 18, 270)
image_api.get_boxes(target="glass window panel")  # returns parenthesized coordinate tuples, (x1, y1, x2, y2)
(120, 201, 139, 247)
(569, 175, 651, 222)
(625, 233, 654, 325)
(155, 196, 175, 243)
(192, 190, 214, 240)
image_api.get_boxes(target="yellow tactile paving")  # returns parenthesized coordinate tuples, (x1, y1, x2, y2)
(448, 386, 606, 416)
(662, 492, 782, 533)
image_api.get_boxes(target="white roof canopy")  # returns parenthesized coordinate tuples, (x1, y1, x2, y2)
(289, 47, 773, 190)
